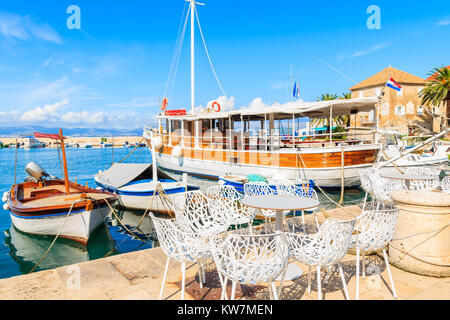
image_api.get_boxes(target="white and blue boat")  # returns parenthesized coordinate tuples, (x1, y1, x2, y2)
(95, 163, 199, 213)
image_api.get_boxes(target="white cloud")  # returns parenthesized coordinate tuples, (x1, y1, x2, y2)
(206, 96, 235, 112)
(61, 111, 105, 124)
(0, 11, 62, 44)
(20, 99, 69, 122)
(240, 97, 304, 111)
(437, 17, 450, 26)
(338, 43, 391, 59)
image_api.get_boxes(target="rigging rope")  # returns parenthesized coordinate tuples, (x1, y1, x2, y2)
(194, 6, 227, 97)
(164, 4, 191, 100)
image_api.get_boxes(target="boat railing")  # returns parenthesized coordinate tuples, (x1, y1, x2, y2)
(145, 126, 378, 150)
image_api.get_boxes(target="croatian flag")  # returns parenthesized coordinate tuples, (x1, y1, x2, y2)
(386, 77, 402, 92)
(293, 81, 300, 99)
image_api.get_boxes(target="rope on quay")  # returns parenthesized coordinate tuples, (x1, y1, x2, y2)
(29, 200, 80, 274)
(104, 198, 150, 243)
(388, 223, 450, 268)
(118, 137, 145, 163)
(296, 149, 358, 218)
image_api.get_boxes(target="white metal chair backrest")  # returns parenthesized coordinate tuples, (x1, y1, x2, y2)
(206, 185, 253, 225)
(210, 232, 289, 284)
(287, 218, 356, 266)
(353, 208, 399, 252)
(173, 190, 230, 237)
(243, 181, 275, 197)
(371, 175, 406, 204)
(404, 167, 439, 190)
(150, 213, 205, 263)
(442, 176, 450, 194)
(359, 168, 377, 195)
(404, 167, 433, 176)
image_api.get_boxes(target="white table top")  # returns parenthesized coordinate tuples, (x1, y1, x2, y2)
(241, 195, 320, 211)
(381, 172, 437, 181)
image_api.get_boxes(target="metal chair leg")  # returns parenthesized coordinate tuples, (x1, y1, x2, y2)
(356, 247, 360, 300)
(338, 262, 350, 300)
(383, 249, 398, 299)
(159, 257, 170, 300)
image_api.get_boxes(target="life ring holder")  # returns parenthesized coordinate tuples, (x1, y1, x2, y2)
(212, 101, 221, 112)
(161, 98, 168, 111)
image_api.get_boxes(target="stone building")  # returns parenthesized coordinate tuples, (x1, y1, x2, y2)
(349, 66, 431, 135)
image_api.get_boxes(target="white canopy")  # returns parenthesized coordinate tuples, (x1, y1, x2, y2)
(158, 98, 378, 121)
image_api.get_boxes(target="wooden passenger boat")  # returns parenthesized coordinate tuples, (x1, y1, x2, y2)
(144, 99, 382, 188)
(142, 1, 381, 188)
(3, 130, 118, 245)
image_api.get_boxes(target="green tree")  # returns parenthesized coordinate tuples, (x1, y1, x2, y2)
(419, 66, 450, 131)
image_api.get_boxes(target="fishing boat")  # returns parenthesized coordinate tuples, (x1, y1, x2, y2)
(2, 130, 118, 245)
(95, 163, 200, 213)
(143, 1, 381, 188)
(79, 143, 92, 149)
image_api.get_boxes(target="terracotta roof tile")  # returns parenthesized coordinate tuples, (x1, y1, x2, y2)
(426, 66, 450, 81)
(350, 66, 425, 91)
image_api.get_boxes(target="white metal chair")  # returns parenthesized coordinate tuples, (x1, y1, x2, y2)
(404, 167, 439, 190)
(350, 208, 399, 300)
(359, 168, 378, 210)
(210, 232, 289, 300)
(442, 176, 450, 194)
(286, 218, 356, 300)
(150, 213, 211, 300)
(243, 182, 289, 224)
(370, 173, 406, 207)
(275, 183, 320, 229)
(206, 185, 254, 230)
(172, 190, 231, 238)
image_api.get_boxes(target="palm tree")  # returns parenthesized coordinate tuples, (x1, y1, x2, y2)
(419, 66, 450, 131)
(311, 94, 350, 135)
(340, 92, 352, 100)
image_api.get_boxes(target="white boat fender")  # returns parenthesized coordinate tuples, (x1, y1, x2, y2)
(3, 203, 9, 211)
(152, 136, 163, 149)
(171, 145, 183, 158)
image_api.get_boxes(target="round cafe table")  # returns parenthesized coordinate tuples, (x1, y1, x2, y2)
(241, 195, 320, 280)
(380, 172, 437, 189)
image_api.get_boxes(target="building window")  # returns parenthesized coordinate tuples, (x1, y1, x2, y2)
(369, 110, 375, 122)
(397, 88, 403, 97)
(395, 105, 406, 116)
(375, 88, 381, 97)
(359, 91, 363, 98)
(417, 105, 424, 116)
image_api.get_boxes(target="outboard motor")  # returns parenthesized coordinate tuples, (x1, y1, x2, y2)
(25, 162, 56, 182)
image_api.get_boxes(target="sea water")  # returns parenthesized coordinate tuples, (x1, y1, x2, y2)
(0, 146, 365, 280)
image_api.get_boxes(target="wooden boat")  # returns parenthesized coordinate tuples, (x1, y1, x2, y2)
(144, 99, 382, 188)
(142, 1, 381, 188)
(3, 130, 118, 245)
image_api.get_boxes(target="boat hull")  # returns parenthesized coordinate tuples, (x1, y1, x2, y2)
(9, 206, 110, 245)
(95, 179, 200, 212)
(153, 150, 377, 188)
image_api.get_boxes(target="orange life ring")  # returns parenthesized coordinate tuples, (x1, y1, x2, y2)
(161, 98, 168, 111)
(212, 101, 221, 112)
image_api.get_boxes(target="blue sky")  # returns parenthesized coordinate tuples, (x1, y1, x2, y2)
(0, 0, 449, 129)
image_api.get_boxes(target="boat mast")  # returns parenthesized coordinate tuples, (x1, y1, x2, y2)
(190, 0, 195, 114)
(59, 129, 70, 195)
(188, 0, 205, 114)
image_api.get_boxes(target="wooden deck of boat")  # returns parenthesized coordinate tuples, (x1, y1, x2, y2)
(22, 192, 111, 208)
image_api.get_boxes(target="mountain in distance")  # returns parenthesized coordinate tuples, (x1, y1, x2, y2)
(0, 125, 145, 137)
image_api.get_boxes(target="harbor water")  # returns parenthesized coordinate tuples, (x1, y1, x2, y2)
(0, 146, 365, 280)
